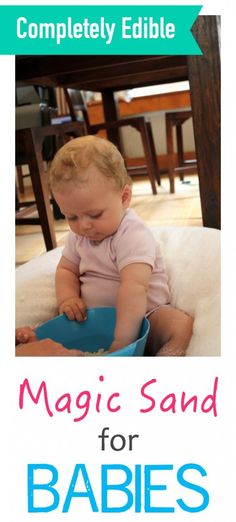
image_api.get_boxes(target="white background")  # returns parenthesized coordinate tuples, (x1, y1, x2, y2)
(0, 0, 235, 520)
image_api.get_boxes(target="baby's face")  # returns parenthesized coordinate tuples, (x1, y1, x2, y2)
(54, 166, 131, 242)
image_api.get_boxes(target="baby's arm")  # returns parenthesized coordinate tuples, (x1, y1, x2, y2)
(109, 263, 152, 352)
(55, 256, 86, 321)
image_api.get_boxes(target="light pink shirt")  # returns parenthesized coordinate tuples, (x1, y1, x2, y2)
(62, 208, 170, 312)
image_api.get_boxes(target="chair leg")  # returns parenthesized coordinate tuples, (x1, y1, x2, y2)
(165, 114, 175, 194)
(16, 165, 25, 194)
(26, 129, 57, 251)
(146, 121, 161, 186)
(176, 124, 184, 181)
(138, 121, 158, 195)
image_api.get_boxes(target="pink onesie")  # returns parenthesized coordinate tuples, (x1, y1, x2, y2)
(62, 208, 170, 313)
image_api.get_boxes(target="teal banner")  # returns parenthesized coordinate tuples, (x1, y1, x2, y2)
(0, 5, 202, 55)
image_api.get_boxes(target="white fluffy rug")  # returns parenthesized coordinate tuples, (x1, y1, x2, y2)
(16, 226, 220, 356)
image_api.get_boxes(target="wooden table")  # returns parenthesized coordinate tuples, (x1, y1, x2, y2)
(16, 16, 220, 229)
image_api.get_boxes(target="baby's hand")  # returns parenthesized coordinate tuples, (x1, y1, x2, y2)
(59, 297, 87, 321)
(15, 326, 38, 345)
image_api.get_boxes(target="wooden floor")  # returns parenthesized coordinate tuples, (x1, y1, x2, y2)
(16, 173, 202, 267)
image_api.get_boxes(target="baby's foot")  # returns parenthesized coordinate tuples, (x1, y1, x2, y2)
(15, 326, 38, 345)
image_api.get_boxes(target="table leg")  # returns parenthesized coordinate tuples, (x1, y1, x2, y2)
(101, 88, 123, 150)
(188, 15, 221, 229)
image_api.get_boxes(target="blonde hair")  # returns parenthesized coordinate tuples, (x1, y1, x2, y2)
(49, 135, 132, 191)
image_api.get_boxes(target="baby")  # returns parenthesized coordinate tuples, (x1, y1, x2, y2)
(16, 135, 193, 356)
(51, 135, 193, 355)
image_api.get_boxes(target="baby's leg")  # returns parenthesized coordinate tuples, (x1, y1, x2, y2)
(145, 306, 193, 357)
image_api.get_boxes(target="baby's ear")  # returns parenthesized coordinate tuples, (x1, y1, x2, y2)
(121, 184, 132, 208)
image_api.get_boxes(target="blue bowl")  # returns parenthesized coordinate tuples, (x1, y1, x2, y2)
(35, 307, 150, 357)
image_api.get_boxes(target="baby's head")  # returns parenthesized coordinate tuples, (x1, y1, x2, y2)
(50, 135, 131, 192)
(49, 136, 132, 241)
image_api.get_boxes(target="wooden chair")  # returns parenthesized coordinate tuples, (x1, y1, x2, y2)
(16, 120, 86, 251)
(165, 109, 197, 193)
(63, 88, 160, 195)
